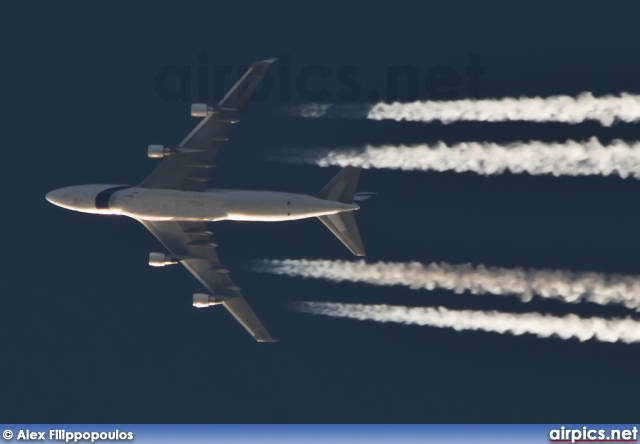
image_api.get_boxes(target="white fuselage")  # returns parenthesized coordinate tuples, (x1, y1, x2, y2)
(45, 184, 358, 221)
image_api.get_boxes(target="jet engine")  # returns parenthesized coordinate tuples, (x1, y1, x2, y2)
(147, 144, 174, 158)
(193, 293, 224, 308)
(191, 103, 214, 117)
(148, 252, 179, 267)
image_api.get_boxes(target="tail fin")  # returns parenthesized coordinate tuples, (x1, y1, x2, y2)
(316, 167, 366, 256)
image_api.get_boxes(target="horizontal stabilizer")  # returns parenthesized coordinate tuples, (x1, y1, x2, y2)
(318, 212, 365, 256)
(316, 167, 366, 256)
(316, 166, 361, 203)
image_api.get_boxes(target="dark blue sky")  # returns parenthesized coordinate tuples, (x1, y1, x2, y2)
(2, 0, 640, 423)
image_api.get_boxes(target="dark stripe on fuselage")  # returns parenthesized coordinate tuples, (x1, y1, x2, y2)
(95, 186, 131, 209)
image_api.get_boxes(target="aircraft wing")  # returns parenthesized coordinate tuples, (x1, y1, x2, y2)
(138, 58, 276, 192)
(137, 219, 276, 342)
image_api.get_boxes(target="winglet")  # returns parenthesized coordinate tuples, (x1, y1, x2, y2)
(218, 58, 277, 111)
(222, 297, 276, 342)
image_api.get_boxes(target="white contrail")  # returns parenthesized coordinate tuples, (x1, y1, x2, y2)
(276, 138, 640, 179)
(292, 93, 640, 126)
(293, 302, 640, 343)
(258, 259, 640, 310)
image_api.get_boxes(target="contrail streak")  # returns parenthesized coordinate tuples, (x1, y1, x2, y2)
(293, 302, 640, 343)
(275, 138, 640, 178)
(258, 259, 640, 310)
(290, 93, 640, 126)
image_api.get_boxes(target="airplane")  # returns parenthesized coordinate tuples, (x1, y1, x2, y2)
(45, 58, 369, 342)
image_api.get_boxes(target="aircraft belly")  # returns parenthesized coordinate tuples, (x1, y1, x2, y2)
(176, 192, 204, 219)
(114, 189, 227, 221)
(172, 193, 227, 220)
(114, 189, 351, 222)
(221, 191, 349, 221)
(224, 204, 342, 221)
(226, 212, 339, 222)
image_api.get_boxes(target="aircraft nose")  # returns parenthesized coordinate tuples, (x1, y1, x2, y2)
(45, 188, 70, 207)
(45, 189, 60, 205)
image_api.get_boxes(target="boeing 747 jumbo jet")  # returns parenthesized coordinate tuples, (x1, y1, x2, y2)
(45, 59, 368, 342)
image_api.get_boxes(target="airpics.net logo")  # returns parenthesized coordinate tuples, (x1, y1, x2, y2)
(549, 426, 638, 443)
(154, 52, 484, 104)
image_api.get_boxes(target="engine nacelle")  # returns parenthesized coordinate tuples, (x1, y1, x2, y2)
(148, 252, 179, 267)
(193, 293, 224, 308)
(148, 144, 174, 158)
(191, 103, 214, 117)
